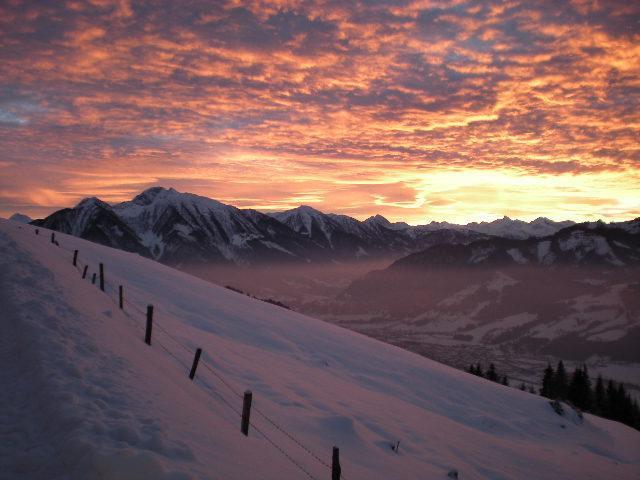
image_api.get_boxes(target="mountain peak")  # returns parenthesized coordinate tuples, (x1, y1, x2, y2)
(9, 213, 32, 224)
(131, 186, 178, 205)
(294, 205, 324, 215)
(364, 214, 391, 226)
(75, 197, 111, 210)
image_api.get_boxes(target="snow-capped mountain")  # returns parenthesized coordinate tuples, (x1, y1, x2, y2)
(33, 197, 150, 257)
(419, 216, 575, 240)
(9, 212, 32, 224)
(109, 187, 316, 264)
(29, 186, 635, 266)
(393, 222, 640, 269)
(2, 219, 639, 479)
(32, 188, 483, 264)
(270, 206, 415, 257)
(323, 222, 640, 365)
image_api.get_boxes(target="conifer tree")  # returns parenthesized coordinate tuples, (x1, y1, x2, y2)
(606, 380, 617, 418)
(486, 363, 498, 382)
(541, 364, 555, 398)
(594, 375, 606, 415)
(554, 361, 569, 400)
(501, 375, 509, 386)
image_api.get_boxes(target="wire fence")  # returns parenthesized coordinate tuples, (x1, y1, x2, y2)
(34, 227, 348, 480)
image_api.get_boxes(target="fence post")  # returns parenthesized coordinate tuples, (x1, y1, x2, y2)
(92, 273, 96, 284)
(119, 285, 123, 309)
(50, 232, 55, 244)
(35, 228, 39, 235)
(332, 446, 341, 480)
(99, 263, 104, 291)
(241, 391, 253, 436)
(145, 305, 153, 345)
(82, 265, 88, 279)
(73, 250, 78, 267)
(189, 348, 202, 380)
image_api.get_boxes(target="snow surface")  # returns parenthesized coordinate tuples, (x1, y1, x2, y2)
(1, 218, 639, 480)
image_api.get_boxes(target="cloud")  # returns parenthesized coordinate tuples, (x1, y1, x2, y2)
(0, 0, 638, 222)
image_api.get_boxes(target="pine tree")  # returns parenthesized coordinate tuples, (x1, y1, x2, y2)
(486, 363, 498, 382)
(581, 365, 592, 410)
(606, 380, 617, 419)
(568, 365, 592, 410)
(568, 366, 582, 407)
(476, 363, 484, 378)
(554, 361, 569, 400)
(616, 383, 629, 423)
(541, 364, 555, 398)
(519, 382, 526, 391)
(501, 375, 509, 386)
(594, 375, 606, 415)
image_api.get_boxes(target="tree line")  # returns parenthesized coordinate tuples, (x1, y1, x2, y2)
(468, 360, 640, 431)
(540, 361, 640, 430)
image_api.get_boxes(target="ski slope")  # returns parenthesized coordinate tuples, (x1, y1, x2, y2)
(1, 218, 639, 480)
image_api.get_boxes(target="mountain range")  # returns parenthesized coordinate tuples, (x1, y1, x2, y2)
(22, 186, 628, 266)
(308, 220, 640, 365)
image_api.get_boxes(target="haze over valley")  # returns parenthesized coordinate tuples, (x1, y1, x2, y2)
(22, 187, 640, 400)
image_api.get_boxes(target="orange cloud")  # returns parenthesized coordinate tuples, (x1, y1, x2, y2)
(0, 0, 638, 223)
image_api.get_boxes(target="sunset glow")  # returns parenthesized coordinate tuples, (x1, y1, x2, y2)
(1, 0, 639, 223)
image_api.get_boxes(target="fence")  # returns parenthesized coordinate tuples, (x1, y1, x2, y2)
(35, 227, 348, 480)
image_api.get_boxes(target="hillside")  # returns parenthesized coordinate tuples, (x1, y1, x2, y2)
(1, 218, 639, 479)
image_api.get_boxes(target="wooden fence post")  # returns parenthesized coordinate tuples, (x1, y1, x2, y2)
(119, 285, 123, 309)
(145, 305, 153, 345)
(35, 229, 39, 235)
(50, 232, 55, 244)
(92, 273, 96, 284)
(82, 265, 88, 279)
(189, 348, 202, 380)
(73, 250, 78, 267)
(332, 446, 341, 480)
(99, 263, 104, 291)
(241, 391, 253, 436)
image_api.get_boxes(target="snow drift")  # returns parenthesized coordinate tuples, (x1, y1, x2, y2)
(1, 218, 639, 480)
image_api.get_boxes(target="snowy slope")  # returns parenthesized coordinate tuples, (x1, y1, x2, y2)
(1, 218, 639, 480)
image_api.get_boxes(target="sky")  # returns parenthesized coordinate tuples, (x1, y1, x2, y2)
(0, 0, 639, 224)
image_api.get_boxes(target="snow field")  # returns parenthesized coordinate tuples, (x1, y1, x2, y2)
(1, 218, 639, 479)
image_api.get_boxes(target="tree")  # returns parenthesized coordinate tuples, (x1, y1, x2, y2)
(553, 361, 569, 400)
(486, 363, 498, 382)
(541, 364, 555, 398)
(519, 382, 526, 391)
(594, 375, 606, 415)
(501, 375, 509, 386)
(476, 363, 484, 378)
(568, 365, 592, 410)
(606, 380, 617, 418)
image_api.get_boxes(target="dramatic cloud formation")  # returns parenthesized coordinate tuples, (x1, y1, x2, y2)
(0, 0, 638, 223)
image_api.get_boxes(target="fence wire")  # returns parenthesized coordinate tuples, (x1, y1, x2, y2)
(33, 227, 343, 480)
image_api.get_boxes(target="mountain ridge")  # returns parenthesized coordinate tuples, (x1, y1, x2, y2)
(26, 187, 635, 266)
